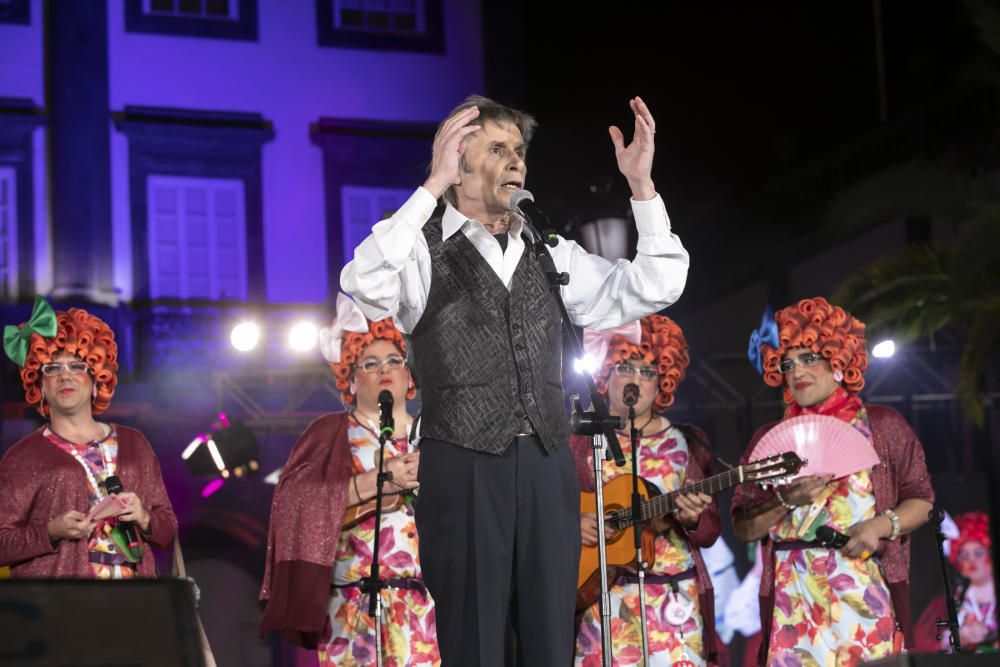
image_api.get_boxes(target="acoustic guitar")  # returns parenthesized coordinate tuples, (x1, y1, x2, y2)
(577, 451, 804, 610)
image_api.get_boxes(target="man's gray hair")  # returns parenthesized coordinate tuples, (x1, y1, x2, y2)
(434, 95, 537, 207)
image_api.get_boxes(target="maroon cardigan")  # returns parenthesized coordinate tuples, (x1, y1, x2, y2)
(730, 405, 935, 665)
(259, 412, 353, 648)
(0, 425, 178, 578)
(570, 423, 722, 665)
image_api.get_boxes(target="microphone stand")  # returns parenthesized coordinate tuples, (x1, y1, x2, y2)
(627, 403, 651, 665)
(361, 402, 394, 667)
(514, 201, 625, 667)
(930, 508, 962, 653)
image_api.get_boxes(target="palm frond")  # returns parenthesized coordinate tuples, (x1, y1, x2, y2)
(951, 206, 1000, 314)
(822, 162, 986, 237)
(957, 296, 1000, 426)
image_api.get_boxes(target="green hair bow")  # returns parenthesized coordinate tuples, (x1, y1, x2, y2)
(3, 296, 57, 367)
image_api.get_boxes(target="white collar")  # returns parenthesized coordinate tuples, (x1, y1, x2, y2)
(442, 203, 525, 241)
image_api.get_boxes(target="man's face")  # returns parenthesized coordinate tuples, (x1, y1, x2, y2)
(42, 350, 94, 417)
(453, 120, 526, 219)
(784, 347, 840, 408)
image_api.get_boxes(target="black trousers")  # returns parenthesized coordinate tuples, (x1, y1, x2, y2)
(415, 435, 581, 667)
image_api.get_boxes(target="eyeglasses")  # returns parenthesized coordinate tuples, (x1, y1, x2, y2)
(613, 363, 659, 381)
(956, 548, 990, 562)
(41, 361, 90, 377)
(778, 352, 824, 374)
(355, 355, 406, 374)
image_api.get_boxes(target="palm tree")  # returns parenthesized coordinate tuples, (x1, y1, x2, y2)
(830, 163, 1000, 425)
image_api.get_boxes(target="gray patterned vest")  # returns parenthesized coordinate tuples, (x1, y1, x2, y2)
(408, 210, 568, 455)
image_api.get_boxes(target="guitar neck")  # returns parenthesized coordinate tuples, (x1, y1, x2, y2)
(638, 466, 744, 521)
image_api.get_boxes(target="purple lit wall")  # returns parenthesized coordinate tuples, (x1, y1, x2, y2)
(106, 1, 484, 303)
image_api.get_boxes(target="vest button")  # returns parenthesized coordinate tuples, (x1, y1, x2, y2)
(515, 342, 525, 351)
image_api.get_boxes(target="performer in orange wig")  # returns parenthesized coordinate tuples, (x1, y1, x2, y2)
(733, 297, 935, 666)
(260, 293, 439, 665)
(0, 297, 177, 579)
(572, 314, 721, 666)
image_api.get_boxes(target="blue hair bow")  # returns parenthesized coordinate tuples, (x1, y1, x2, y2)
(747, 305, 779, 375)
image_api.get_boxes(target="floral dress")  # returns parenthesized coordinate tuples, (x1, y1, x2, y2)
(575, 424, 705, 667)
(319, 415, 439, 667)
(767, 409, 898, 667)
(45, 425, 136, 580)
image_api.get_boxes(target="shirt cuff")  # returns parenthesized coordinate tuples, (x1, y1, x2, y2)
(630, 193, 671, 236)
(399, 187, 441, 229)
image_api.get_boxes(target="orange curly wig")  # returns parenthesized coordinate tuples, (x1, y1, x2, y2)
(948, 512, 991, 567)
(329, 318, 415, 405)
(21, 308, 118, 416)
(760, 297, 867, 405)
(593, 315, 689, 413)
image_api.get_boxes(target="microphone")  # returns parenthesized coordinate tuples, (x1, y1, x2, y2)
(509, 190, 557, 247)
(378, 389, 394, 438)
(815, 525, 850, 549)
(622, 383, 640, 407)
(929, 507, 946, 525)
(103, 475, 141, 555)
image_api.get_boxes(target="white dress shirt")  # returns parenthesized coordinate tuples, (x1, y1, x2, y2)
(340, 187, 689, 333)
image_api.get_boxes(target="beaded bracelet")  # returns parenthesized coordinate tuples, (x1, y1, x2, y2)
(775, 488, 796, 512)
(882, 508, 901, 541)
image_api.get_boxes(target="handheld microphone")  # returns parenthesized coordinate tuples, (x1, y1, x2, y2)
(622, 383, 640, 408)
(929, 507, 946, 525)
(815, 525, 850, 549)
(378, 390, 394, 438)
(509, 190, 557, 247)
(103, 475, 141, 554)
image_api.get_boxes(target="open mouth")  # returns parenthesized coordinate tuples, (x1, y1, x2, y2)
(501, 181, 523, 192)
(793, 381, 811, 391)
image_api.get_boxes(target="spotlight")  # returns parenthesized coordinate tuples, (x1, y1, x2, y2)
(872, 340, 896, 359)
(230, 321, 261, 352)
(573, 354, 599, 375)
(288, 321, 319, 352)
(182, 413, 260, 480)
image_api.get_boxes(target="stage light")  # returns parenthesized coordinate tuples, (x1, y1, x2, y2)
(230, 321, 261, 352)
(288, 321, 319, 352)
(872, 340, 896, 359)
(182, 413, 260, 481)
(573, 354, 599, 374)
(201, 479, 225, 498)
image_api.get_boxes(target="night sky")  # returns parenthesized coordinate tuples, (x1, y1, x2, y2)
(483, 1, 980, 238)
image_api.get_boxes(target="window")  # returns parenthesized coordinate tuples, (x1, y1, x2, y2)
(147, 175, 247, 300)
(0, 0, 29, 25)
(145, 0, 239, 20)
(340, 185, 410, 263)
(316, 0, 442, 52)
(334, 0, 422, 35)
(0, 167, 17, 300)
(125, 0, 257, 40)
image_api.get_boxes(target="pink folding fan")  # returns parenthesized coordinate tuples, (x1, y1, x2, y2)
(750, 414, 880, 480)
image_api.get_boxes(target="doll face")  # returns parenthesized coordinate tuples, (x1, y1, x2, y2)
(956, 540, 992, 584)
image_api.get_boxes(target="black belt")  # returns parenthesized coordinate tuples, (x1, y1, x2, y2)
(332, 576, 427, 595)
(774, 540, 824, 551)
(515, 417, 535, 437)
(614, 567, 697, 591)
(88, 551, 136, 568)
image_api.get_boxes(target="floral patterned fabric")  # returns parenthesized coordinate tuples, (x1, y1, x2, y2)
(44, 427, 135, 580)
(766, 404, 899, 667)
(575, 425, 705, 666)
(319, 415, 439, 666)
